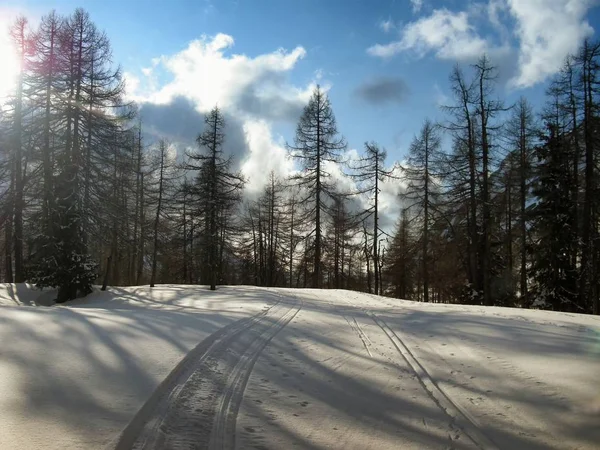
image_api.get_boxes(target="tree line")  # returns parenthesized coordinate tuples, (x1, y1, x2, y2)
(0, 9, 598, 314)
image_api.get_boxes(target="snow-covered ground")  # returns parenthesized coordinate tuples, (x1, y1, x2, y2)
(1, 285, 599, 449)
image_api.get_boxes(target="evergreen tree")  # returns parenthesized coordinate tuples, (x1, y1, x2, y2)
(530, 124, 579, 310)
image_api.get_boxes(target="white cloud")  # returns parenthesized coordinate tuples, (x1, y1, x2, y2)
(410, 0, 424, 13)
(368, 9, 489, 61)
(487, 0, 506, 30)
(130, 33, 307, 111)
(241, 119, 293, 194)
(127, 33, 311, 192)
(368, 1, 593, 89)
(507, 0, 596, 87)
(123, 72, 140, 97)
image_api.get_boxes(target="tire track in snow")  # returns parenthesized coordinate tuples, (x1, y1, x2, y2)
(114, 293, 301, 450)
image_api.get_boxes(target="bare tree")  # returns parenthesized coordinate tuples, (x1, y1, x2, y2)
(187, 106, 244, 290)
(402, 119, 441, 302)
(286, 86, 346, 288)
(350, 142, 397, 295)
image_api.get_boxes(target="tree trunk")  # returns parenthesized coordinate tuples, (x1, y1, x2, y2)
(373, 152, 380, 296)
(5, 169, 14, 283)
(315, 116, 322, 289)
(519, 108, 528, 306)
(423, 129, 430, 302)
(150, 144, 165, 288)
(12, 20, 26, 283)
(101, 255, 112, 291)
(136, 172, 145, 285)
(479, 65, 492, 307)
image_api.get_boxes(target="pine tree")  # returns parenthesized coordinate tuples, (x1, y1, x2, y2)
(385, 209, 417, 299)
(530, 124, 579, 310)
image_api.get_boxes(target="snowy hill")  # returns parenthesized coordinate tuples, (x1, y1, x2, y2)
(0, 285, 598, 449)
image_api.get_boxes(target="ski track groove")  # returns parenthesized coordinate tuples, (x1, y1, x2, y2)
(342, 314, 373, 358)
(208, 301, 301, 450)
(337, 293, 499, 450)
(114, 292, 301, 450)
(368, 313, 499, 450)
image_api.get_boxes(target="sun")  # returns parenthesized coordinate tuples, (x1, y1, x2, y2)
(0, 21, 20, 104)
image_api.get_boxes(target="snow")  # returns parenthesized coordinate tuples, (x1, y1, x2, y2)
(0, 285, 273, 450)
(0, 283, 57, 307)
(1, 285, 599, 449)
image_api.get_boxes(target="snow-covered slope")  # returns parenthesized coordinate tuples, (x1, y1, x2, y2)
(1, 285, 598, 449)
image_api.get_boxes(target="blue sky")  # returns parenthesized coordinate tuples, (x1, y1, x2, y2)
(2, 0, 599, 197)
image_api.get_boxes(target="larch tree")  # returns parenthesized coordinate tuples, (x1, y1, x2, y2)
(401, 119, 441, 302)
(187, 106, 244, 290)
(473, 55, 505, 306)
(8, 17, 29, 283)
(148, 139, 176, 287)
(442, 65, 481, 302)
(287, 86, 346, 288)
(503, 97, 537, 305)
(351, 142, 397, 295)
(576, 40, 600, 313)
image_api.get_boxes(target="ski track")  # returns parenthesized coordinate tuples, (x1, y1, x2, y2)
(333, 291, 599, 450)
(114, 293, 301, 450)
(111, 288, 597, 450)
(334, 293, 499, 450)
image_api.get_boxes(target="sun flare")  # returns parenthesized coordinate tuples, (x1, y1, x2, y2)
(0, 23, 20, 103)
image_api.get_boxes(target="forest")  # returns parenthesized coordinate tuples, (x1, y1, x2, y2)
(0, 8, 598, 315)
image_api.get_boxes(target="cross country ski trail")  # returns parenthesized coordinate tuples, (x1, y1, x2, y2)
(115, 294, 301, 450)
